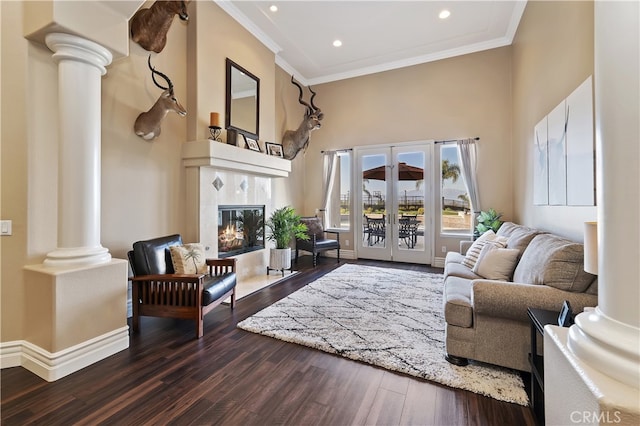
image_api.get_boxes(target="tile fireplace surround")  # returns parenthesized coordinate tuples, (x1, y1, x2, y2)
(182, 140, 291, 281)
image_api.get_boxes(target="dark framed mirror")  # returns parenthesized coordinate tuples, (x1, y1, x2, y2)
(226, 58, 260, 139)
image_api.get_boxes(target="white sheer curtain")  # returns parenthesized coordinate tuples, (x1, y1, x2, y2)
(457, 139, 480, 230)
(321, 151, 338, 229)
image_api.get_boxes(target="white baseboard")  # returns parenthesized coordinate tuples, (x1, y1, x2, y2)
(321, 249, 356, 260)
(433, 257, 446, 268)
(324, 251, 443, 266)
(0, 341, 23, 368)
(1, 326, 129, 382)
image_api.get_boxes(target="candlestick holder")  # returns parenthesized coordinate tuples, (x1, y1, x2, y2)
(209, 126, 222, 142)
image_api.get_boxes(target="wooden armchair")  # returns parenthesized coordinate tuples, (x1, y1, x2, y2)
(295, 216, 340, 267)
(128, 234, 236, 338)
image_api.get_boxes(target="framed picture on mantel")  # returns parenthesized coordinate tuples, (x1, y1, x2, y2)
(243, 135, 260, 152)
(265, 142, 284, 158)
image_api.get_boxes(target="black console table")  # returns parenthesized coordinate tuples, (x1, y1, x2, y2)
(527, 308, 561, 426)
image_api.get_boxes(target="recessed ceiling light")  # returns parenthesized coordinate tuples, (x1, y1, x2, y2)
(439, 10, 451, 19)
(333, 39, 343, 47)
(269, 5, 278, 12)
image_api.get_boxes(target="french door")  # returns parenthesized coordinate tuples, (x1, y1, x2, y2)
(356, 142, 433, 264)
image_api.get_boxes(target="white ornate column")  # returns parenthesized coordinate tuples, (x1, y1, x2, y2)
(44, 33, 112, 267)
(566, 0, 640, 390)
(545, 2, 640, 424)
(20, 32, 128, 382)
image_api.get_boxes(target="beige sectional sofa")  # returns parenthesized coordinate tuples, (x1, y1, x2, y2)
(443, 222, 598, 371)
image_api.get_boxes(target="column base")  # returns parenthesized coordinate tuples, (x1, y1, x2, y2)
(545, 326, 640, 425)
(22, 259, 129, 381)
(44, 246, 111, 267)
(568, 307, 640, 389)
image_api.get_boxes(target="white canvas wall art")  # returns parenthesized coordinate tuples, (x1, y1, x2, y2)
(566, 76, 595, 205)
(533, 117, 549, 205)
(547, 100, 568, 205)
(531, 76, 594, 207)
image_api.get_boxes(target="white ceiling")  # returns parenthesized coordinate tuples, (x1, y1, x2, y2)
(217, 1, 527, 85)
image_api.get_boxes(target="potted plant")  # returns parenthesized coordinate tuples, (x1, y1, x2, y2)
(474, 208, 503, 239)
(265, 206, 309, 272)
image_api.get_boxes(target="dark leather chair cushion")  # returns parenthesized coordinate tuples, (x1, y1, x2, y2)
(203, 273, 237, 305)
(299, 239, 339, 251)
(130, 234, 182, 276)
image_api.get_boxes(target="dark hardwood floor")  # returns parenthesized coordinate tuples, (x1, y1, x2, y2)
(1, 257, 536, 426)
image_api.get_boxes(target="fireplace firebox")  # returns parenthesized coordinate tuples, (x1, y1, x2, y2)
(218, 205, 265, 258)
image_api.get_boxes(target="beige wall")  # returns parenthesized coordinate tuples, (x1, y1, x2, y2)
(303, 47, 514, 255)
(101, 0, 188, 260)
(1, 1, 302, 345)
(511, 1, 596, 241)
(1, 0, 30, 342)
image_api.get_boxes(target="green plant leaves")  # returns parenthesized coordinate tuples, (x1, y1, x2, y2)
(475, 208, 503, 235)
(265, 206, 310, 249)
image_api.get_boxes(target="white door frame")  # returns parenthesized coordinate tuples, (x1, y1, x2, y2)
(354, 141, 434, 264)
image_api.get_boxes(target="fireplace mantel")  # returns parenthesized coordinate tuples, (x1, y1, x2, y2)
(182, 139, 291, 177)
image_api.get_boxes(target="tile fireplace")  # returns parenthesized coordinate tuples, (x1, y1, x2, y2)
(182, 140, 291, 280)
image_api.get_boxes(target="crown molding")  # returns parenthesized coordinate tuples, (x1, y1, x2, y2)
(304, 37, 514, 86)
(215, 0, 282, 55)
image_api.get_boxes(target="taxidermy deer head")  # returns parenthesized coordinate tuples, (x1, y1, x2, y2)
(134, 56, 186, 141)
(282, 76, 324, 160)
(130, 1, 190, 53)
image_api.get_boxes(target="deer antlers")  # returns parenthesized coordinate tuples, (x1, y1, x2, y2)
(134, 56, 186, 140)
(149, 56, 174, 93)
(281, 76, 324, 160)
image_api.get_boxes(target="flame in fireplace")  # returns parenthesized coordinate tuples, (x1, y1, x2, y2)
(220, 224, 236, 242)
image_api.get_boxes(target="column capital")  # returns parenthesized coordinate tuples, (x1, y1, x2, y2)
(45, 33, 112, 75)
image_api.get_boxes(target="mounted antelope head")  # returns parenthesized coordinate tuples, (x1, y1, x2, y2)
(282, 77, 324, 160)
(130, 1, 190, 53)
(134, 56, 186, 141)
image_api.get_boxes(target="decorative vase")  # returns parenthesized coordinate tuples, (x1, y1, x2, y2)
(269, 247, 292, 271)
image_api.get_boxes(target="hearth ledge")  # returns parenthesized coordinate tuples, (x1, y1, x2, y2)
(182, 139, 291, 177)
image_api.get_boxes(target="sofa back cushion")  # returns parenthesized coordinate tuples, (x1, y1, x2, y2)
(513, 234, 596, 292)
(497, 222, 543, 257)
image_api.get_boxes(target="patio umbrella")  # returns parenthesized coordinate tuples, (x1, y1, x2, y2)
(362, 162, 424, 181)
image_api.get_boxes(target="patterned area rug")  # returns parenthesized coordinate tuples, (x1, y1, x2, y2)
(238, 263, 529, 405)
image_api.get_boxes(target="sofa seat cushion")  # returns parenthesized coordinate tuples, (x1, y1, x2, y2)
(497, 222, 542, 256)
(310, 238, 340, 249)
(513, 234, 596, 292)
(445, 262, 483, 280)
(443, 276, 474, 328)
(203, 272, 236, 306)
